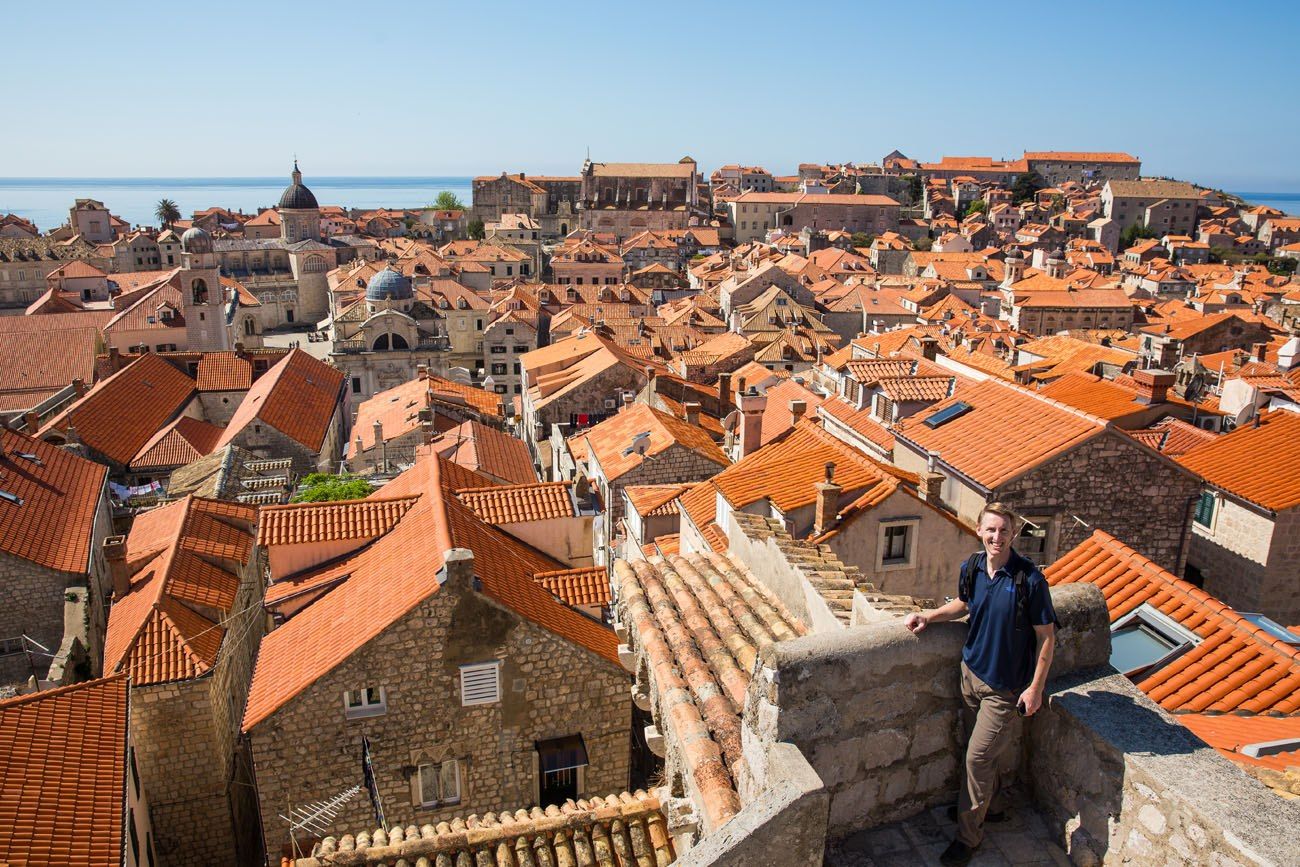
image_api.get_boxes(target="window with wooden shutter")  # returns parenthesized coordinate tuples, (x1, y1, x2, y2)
(460, 662, 501, 706)
(1193, 491, 1216, 529)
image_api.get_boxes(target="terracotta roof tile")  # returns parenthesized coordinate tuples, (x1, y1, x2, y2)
(350, 376, 502, 457)
(878, 376, 954, 402)
(217, 349, 344, 453)
(0, 315, 105, 413)
(643, 533, 681, 557)
(1178, 410, 1300, 512)
(0, 676, 129, 867)
(243, 454, 617, 731)
(258, 496, 420, 546)
(625, 484, 689, 517)
(299, 790, 674, 866)
(576, 403, 728, 482)
(614, 553, 805, 831)
(1047, 530, 1300, 714)
(428, 419, 535, 485)
(895, 378, 1105, 489)
(456, 482, 575, 524)
(104, 496, 258, 686)
(195, 351, 255, 391)
(1125, 417, 1218, 458)
(1178, 713, 1300, 781)
(0, 429, 107, 573)
(42, 352, 197, 465)
(535, 566, 610, 608)
(129, 415, 224, 470)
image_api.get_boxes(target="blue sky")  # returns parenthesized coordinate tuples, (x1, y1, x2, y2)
(7, 1, 1299, 189)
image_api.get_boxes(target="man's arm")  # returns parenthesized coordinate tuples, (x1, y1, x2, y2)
(1017, 623, 1056, 715)
(904, 597, 969, 633)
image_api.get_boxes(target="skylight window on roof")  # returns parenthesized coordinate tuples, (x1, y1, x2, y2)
(11, 451, 43, 466)
(0, 490, 24, 506)
(1239, 613, 1300, 646)
(1110, 603, 1200, 679)
(923, 401, 973, 429)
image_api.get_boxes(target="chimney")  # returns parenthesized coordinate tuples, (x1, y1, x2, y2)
(919, 335, 939, 361)
(644, 365, 656, 405)
(234, 341, 247, 358)
(109, 346, 120, 368)
(622, 392, 635, 410)
(1252, 342, 1267, 362)
(24, 411, 39, 434)
(919, 451, 945, 504)
(373, 419, 386, 472)
(72, 378, 86, 398)
(718, 372, 732, 408)
(440, 547, 475, 590)
(736, 386, 767, 458)
(683, 402, 701, 426)
(1132, 368, 1175, 405)
(789, 399, 807, 427)
(813, 462, 841, 537)
(354, 434, 364, 465)
(104, 535, 130, 599)
(417, 363, 429, 381)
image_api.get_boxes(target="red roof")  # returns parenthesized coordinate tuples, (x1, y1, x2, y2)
(104, 497, 258, 686)
(243, 454, 618, 731)
(456, 482, 575, 524)
(0, 429, 107, 573)
(257, 496, 420, 546)
(428, 419, 536, 485)
(195, 352, 255, 391)
(535, 567, 611, 608)
(1178, 410, 1300, 512)
(1047, 530, 1300, 714)
(42, 352, 196, 465)
(0, 675, 129, 867)
(129, 415, 223, 470)
(217, 348, 343, 452)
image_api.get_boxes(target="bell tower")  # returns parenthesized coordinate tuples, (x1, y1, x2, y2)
(178, 226, 231, 351)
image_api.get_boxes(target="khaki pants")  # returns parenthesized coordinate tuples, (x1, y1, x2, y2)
(956, 661, 1022, 847)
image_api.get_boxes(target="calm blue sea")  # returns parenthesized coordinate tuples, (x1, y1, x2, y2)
(0, 176, 477, 233)
(1, 178, 1297, 234)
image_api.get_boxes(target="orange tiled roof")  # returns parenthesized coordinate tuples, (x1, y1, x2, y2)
(895, 378, 1104, 489)
(535, 567, 610, 608)
(576, 402, 728, 482)
(0, 428, 108, 575)
(428, 419, 536, 485)
(243, 454, 617, 731)
(625, 484, 689, 517)
(614, 553, 806, 830)
(713, 419, 909, 514)
(1178, 713, 1300, 775)
(1125, 417, 1218, 458)
(217, 348, 343, 452)
(815, 397, 896, 451)
(878, 376, 954, 403)
(195, 351, 255, 391)
(0, 314, 106, 413)
(104, 496, 258, 686)
(0, 676, 129, 867)
(41, 352, 196, 465)
(129, 414, 224, 470)
(1047, 530, 1300, 714)
(1037, 372, 1157, 420)
(1178, 410, 1300, 512)
(455, 482, 575, 524)
(257, 496, 420, 546)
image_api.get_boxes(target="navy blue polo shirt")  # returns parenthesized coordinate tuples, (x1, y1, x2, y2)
(959, 550, 1057, 692)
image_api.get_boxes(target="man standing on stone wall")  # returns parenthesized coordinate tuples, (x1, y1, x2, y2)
(904, 502, 1058, 866)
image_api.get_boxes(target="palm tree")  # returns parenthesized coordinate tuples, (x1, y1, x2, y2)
(155, 198, 181, 229)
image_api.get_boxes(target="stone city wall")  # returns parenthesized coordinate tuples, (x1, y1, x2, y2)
(1028, 668, 1300, 866)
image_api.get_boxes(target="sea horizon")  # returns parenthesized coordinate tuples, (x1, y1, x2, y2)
(2, 176, 1298, 233)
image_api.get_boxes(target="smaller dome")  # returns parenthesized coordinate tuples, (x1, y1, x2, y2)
(366, 267, 413, 302)
(181, 226, 213, 254)
(278, 161, 319, 211)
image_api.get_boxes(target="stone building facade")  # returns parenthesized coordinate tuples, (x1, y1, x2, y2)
(1188, 493, 1300, 625)
(471, 173, 582, 239)
(578, 159, 701, 238)
(247, 561, 630, 861)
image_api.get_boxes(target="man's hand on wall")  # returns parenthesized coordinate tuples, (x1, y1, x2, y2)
(904, 613, 928, 633)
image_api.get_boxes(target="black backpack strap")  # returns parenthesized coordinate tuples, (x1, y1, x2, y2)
(958, 551, 983, 602)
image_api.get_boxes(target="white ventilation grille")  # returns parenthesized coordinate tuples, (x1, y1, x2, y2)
(460, 661, 501, 706)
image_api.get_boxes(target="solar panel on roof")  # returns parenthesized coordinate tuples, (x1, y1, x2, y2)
(923, 401, 973, 429)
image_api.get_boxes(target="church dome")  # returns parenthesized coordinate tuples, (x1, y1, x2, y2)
(278, 161, 319, 210)
(180, 226, 213, 254)
(366, 267, 413, 302)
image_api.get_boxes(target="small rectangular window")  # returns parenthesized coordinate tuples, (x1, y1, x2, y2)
(460, 661, 501, 706)
(1193, 491, 1216, 529)
(418, 758, 461, 807)
(344, 686, 387, 719)
(883, 525, 910, 564)
(1017, 518, 1049, 559)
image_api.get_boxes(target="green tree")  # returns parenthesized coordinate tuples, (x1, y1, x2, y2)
(1120, 222, 1160, 250)
(292, 473, 375, 503)
(913, 235, 934, 252)
(850, 232, 876, 248)
(154, 198, 181, 229)
(431, 191, 467, 211)
(964, 200, 988, 218)
(468, 219, 486, 240)
(1010, 171, 1047, 204)
(906, 174, 923, 204)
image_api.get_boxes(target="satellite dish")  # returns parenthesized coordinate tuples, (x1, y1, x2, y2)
(1229, 403, 1256, 430)
(1183, 373, 1207, 405)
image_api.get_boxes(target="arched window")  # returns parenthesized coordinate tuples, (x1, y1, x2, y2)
(243, 317, 256, 336)
(304, 254, 327, 273)
(191, 278, 208, 305)
(372, 333, 409, 351)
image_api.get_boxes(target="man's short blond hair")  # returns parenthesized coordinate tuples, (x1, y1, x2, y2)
(977, 501, 1020, 530)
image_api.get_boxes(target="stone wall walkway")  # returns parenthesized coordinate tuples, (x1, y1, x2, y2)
(827, 791, 1072, 867)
